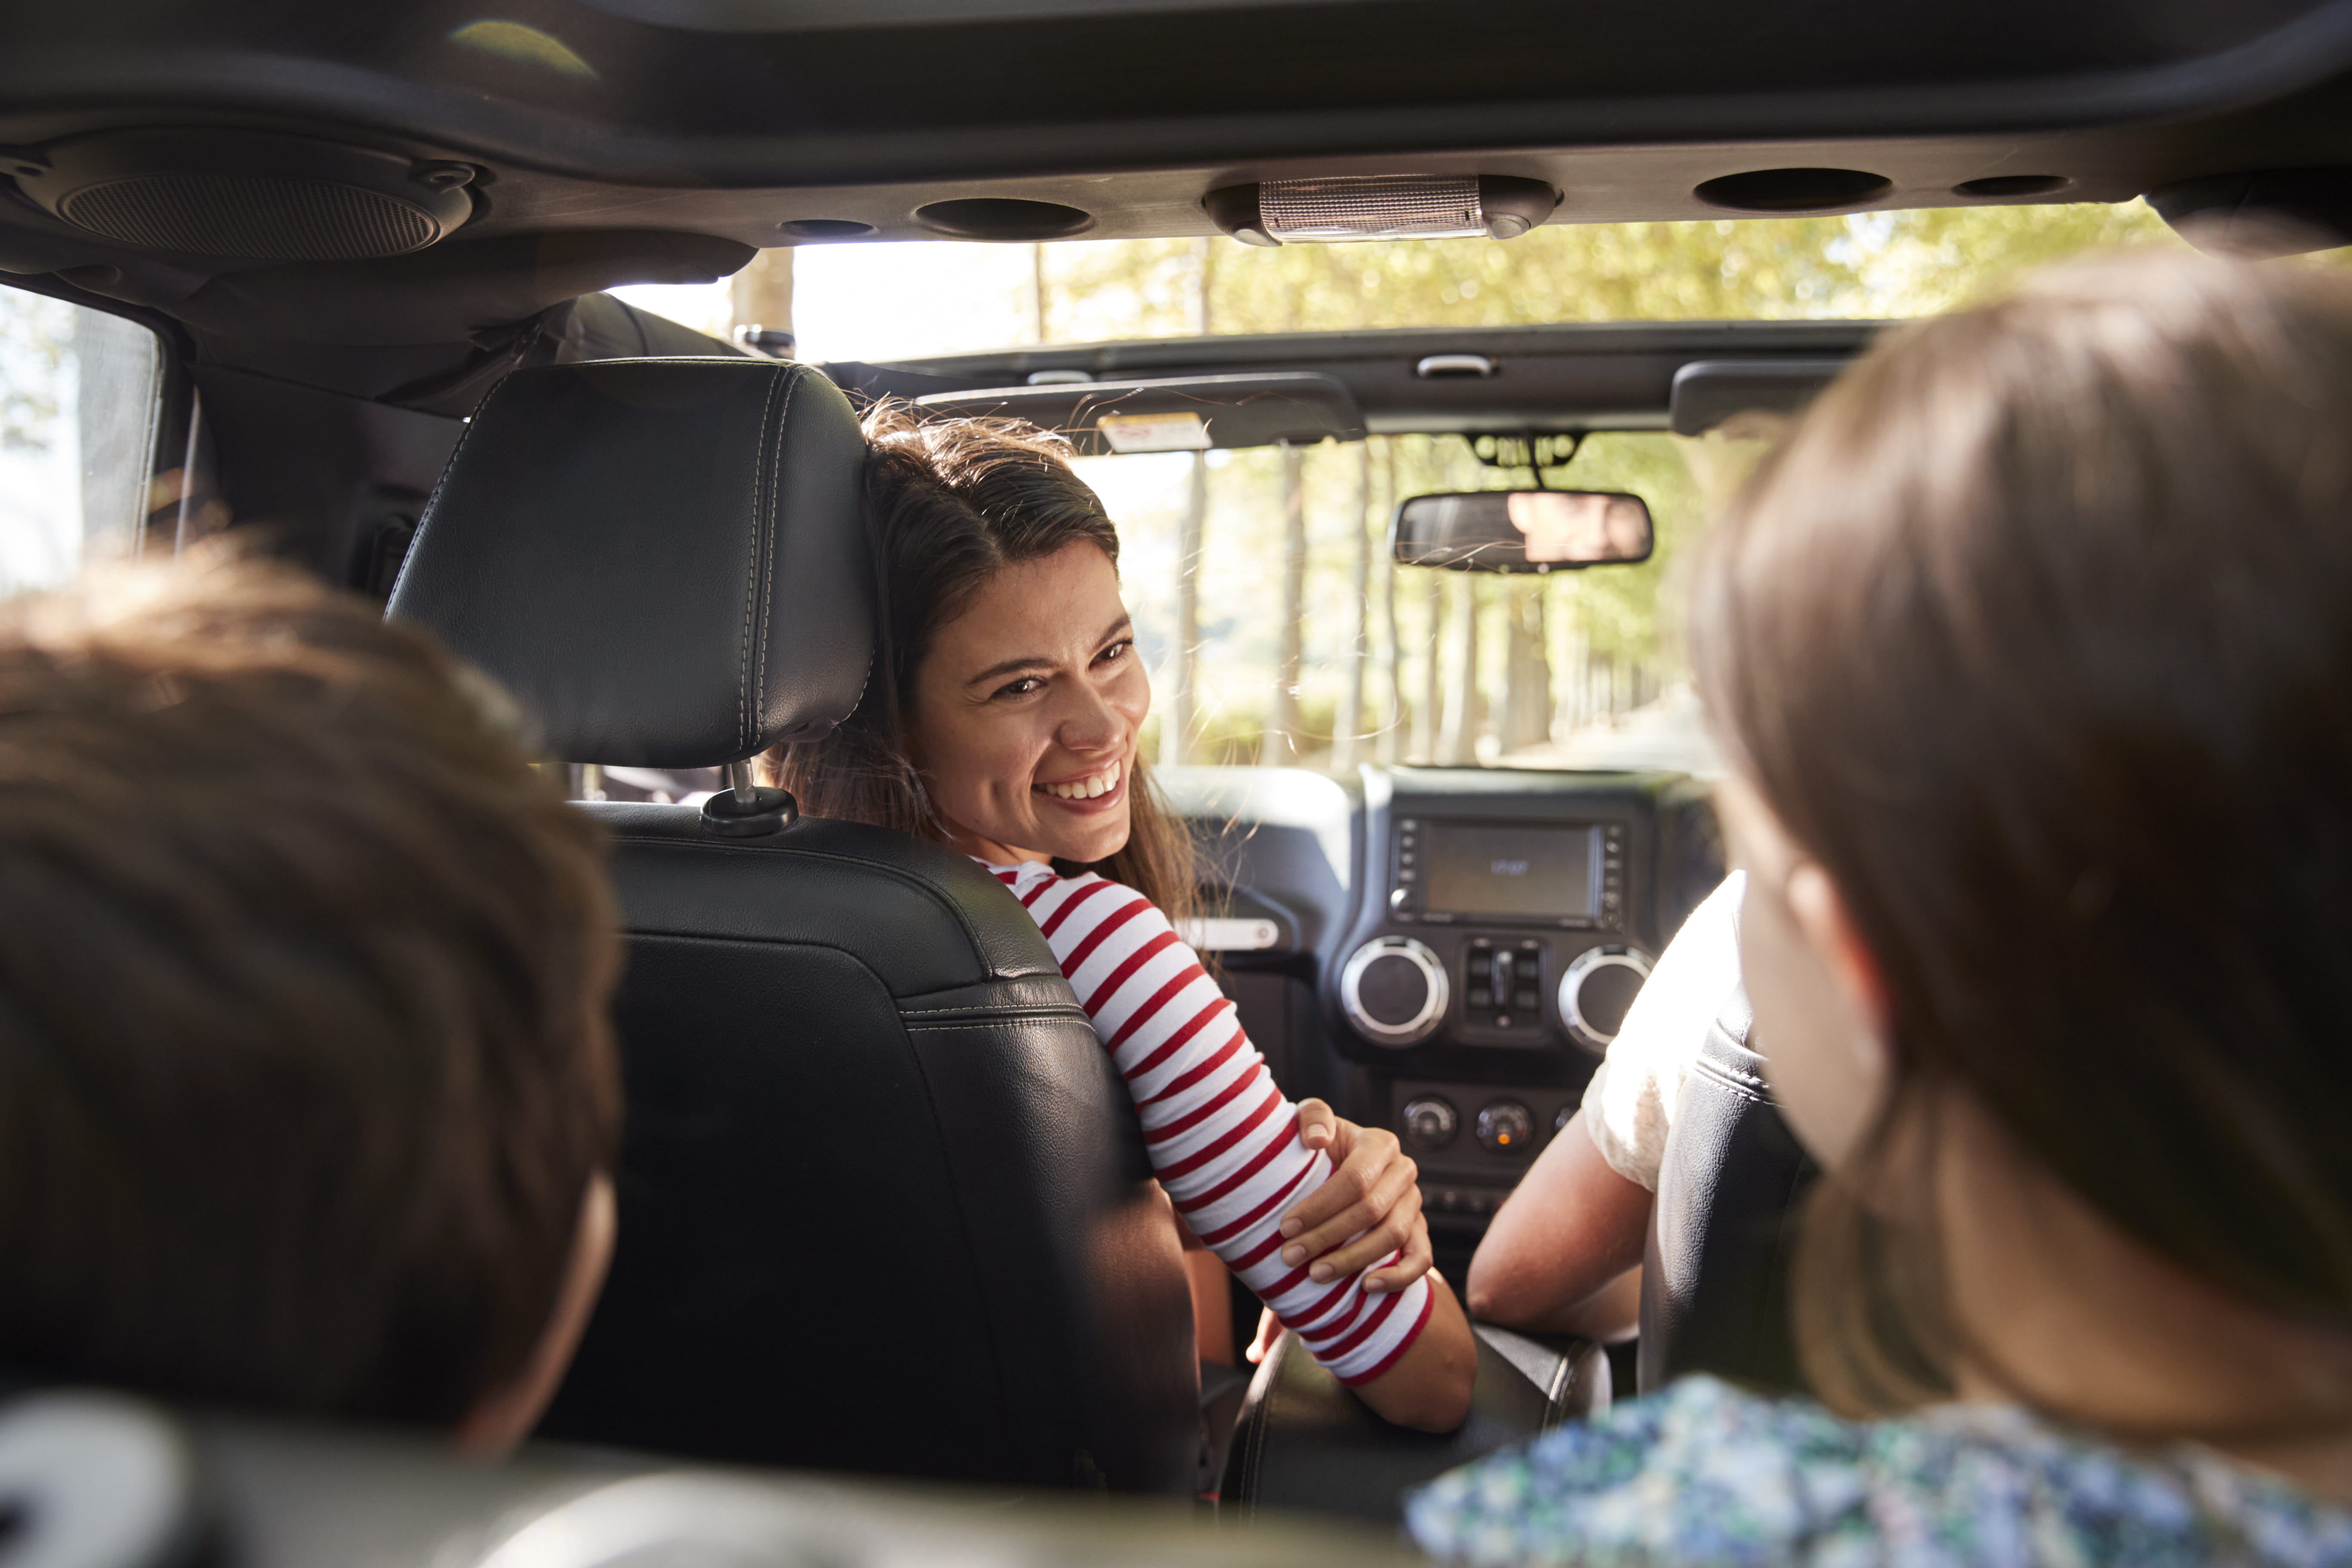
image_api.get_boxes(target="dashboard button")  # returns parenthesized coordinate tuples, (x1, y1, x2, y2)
(1401, 1096, 1458, 1151)
(1475, 1100, 1534, 1153)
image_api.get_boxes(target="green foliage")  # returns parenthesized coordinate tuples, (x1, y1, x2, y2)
(1036, 202, 2251, 758)
(1047, 201, 2187, 338)
(0, 290, 72, 453)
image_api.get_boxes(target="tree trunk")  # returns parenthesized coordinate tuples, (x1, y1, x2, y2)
(1162, 452, 1208, 767)
(1332, 442, 1373, 770)
(1030, 243, 1048, 343)
(1413, 569, 1445, 763)
(1555, 615, 1587, 740)
(1376, 441, 1403, 765)
(1501, 581, 1553, 753)
(1270, 444, 1308, 760)
(729, 249, 793, 343)
(1437, 573, 1481, 765)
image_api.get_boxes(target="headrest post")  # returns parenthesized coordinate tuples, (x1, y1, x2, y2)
(701, 763, 799, 839)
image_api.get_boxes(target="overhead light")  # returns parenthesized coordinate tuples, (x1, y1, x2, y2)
(1203, 175, 1558, 247)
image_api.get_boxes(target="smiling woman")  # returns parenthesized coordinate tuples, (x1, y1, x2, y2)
(908, 544, 1147, 869)
(766, 404, 1478, 1431)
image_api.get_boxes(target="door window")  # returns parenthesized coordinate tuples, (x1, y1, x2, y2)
(0, 288, 162, 597)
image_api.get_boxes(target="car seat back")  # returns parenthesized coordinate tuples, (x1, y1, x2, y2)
(389, 359, 1197, 1491)
(1637, 982, 1816, 1395)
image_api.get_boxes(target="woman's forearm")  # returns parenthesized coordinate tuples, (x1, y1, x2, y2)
(995, 861, 1437, 1388)
(1352, 1272, 1477, 1432)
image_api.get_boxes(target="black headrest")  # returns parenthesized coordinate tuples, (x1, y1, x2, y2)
(388, 359, 873, 767)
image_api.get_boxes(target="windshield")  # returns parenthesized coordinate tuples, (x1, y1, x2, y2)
(615, 202, 2214, 777)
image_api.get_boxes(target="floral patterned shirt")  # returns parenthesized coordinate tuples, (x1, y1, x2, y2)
(1406, 1375, 2352, 1567)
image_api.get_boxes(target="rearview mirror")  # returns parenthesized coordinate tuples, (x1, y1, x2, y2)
(1391, 490, 1654, 572)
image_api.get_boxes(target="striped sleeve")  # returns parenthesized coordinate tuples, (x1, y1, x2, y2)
(990, 858, 1433, 1386)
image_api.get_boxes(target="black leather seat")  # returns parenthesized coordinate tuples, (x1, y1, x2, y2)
(1220, 1325, 1609, 1525)
(1637, 981, 1818, 1395)
(388, 358, 1197, 1492)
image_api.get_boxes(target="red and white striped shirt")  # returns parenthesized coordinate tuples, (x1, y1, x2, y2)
(988, 858, 1433, 1386)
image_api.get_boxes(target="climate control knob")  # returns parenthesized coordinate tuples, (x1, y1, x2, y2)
(1339, 937, 1449, 1046)
(1559, 945, 1655, 1052)
(1401, 1096, 1459, 1151)
(1476, 1099, 1534, 1154)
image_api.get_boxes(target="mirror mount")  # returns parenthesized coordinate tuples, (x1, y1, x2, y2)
(1464, 429, 1586, 489)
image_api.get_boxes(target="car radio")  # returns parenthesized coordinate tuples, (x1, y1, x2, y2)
(1387, 815, 1626, 930)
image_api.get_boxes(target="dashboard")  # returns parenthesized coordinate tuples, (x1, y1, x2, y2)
(1163, 764, 1724, 1280)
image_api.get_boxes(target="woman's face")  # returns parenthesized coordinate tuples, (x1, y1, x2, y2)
(908, 540, 1148, 866)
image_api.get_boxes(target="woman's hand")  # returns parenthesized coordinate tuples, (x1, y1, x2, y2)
(1286, 1100, 1435, 1295)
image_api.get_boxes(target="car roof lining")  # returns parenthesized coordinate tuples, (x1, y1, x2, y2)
(2, 1, 2349, 409)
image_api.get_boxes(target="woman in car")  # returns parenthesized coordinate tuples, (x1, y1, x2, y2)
(1409, 248, 2352, 1559)
(767, 407, 1476, 1432)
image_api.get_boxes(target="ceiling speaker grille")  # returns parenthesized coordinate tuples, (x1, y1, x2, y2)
(57, 173, 445, 261)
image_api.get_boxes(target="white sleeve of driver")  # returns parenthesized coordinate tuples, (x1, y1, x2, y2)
(1577, 870, 1747, 1191)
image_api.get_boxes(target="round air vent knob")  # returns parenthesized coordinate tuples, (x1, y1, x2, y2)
(1476, 1099, 1534, 1154)
(1339, 936, 1449, 1047)
(1401, 1096, 1458, 1151)
(1559, 945, 1655, 1052)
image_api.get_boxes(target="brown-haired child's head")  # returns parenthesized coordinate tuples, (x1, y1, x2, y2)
(1693, 248, 2352, 1419)
(0, 548, 620, 1444)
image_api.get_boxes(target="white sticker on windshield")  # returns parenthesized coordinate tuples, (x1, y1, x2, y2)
(1097, 411, 1210, 453)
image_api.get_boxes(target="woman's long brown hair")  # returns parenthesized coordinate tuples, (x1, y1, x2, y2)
(1689, 249, 2352, 1415)
(765, 401, 1196, 925)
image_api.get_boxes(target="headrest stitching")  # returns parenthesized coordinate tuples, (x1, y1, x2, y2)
(755, 368, 799, 751)
(398, 370, 523, 610)
(739, 365, 787, 757)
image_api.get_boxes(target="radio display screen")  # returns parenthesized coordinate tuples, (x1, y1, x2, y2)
(1422, 822, 1598, 919)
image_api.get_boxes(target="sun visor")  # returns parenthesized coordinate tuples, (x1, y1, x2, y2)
(1668, 358, 1854, 437)
(914, 372, 1365, 453)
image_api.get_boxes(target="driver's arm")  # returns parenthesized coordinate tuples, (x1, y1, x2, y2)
(1469, 1110, 1650, 1336)
(1467, 872, 1749, 1337)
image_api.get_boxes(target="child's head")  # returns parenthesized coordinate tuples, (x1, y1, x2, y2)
(1693, 250, 2352, 1413)
(0, 549, 620, 1446)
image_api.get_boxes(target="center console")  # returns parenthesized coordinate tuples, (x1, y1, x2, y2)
(1164, 763, 1723, 1284)
(1323, 769, 1717, 1270)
